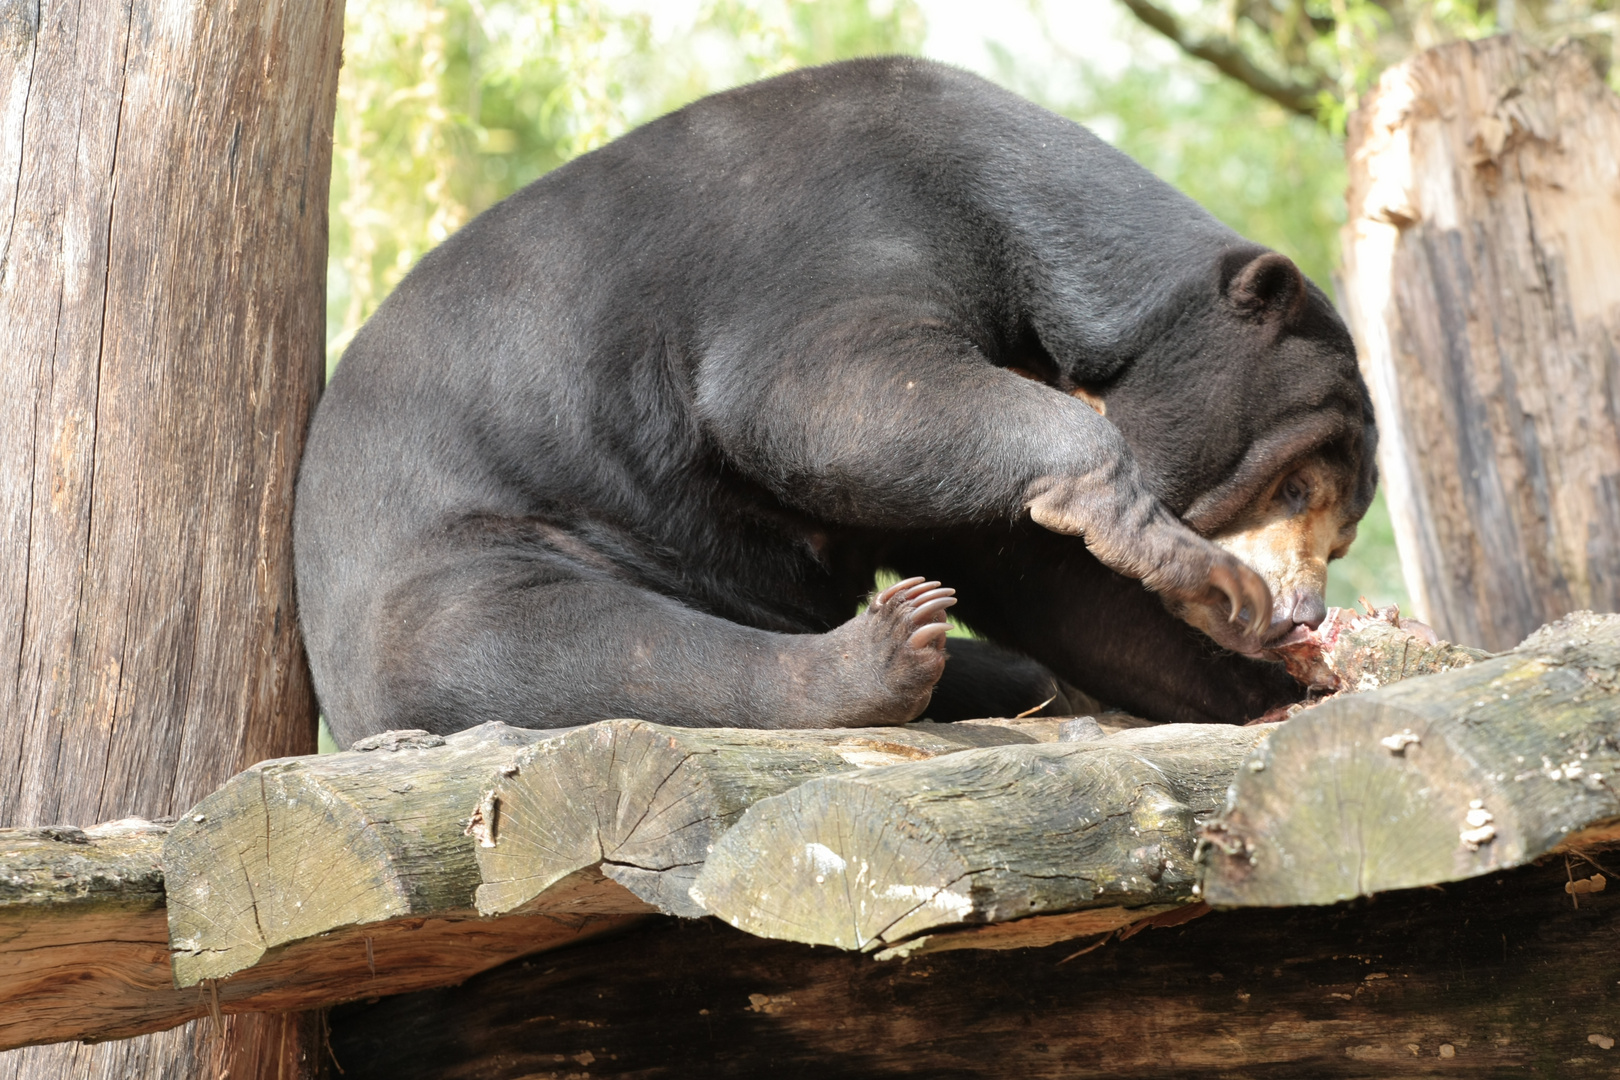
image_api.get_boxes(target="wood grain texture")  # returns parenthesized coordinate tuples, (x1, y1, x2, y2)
(0, 0, 342, 1074)
(0, 821, 178, 1051)
(1339, 35, 1620, 651)
(0, 816, 641, 1052)
(691, 723, 1267, 950)
(1203, 611, 1620, 907)
(475, 718, 1042, 919)
(328, 845, 1620, 1079)
(164, 724, 570, 987)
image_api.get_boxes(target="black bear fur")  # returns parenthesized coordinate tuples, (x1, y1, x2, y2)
(294, 57, 1375, 745)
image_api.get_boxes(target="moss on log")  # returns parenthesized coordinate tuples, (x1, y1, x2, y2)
(474, 719, 1040, 918)
(690, 723, 1268, 950)
(1203, 611, 1620, 907)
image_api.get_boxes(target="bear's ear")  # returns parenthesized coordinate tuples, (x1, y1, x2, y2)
(1222, 250, 1308, 323)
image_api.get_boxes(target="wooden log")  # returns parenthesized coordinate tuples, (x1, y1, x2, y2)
(0, 0, 342, 1074)
(474, 719, 1043, 919)
(1271, 603, 1487, 696)
(327, 843, 1620, 1079)
(1202, 611, 1620, 907)
(3, 719, 1051, 1049)
(691, 723, 1268, 951)
(1338, 35, 1620, 651)
(163, 723, 651, 991)
(0, 815, 640, 1053)
(0, 821, 178, 1052)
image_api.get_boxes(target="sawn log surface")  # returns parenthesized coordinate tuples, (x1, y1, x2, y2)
(691, 723, 1266, 950)
(1204, 611, 1620, 906)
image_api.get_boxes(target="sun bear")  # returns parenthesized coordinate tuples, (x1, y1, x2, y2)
(294, 57, 1376, 746)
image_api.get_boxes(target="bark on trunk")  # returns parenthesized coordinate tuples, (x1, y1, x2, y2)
(1338, 35, 1620, 652)
(0, 0, 343, 1074)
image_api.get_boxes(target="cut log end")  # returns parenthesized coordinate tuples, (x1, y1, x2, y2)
(473, 718, 1041, 919)
(164, 722, 555, 987)
(1203, 612, 1620, 907)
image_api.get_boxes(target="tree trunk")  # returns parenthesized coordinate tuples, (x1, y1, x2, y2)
(0, 0, 343, 1075)
(1338, 35, 1620, 652)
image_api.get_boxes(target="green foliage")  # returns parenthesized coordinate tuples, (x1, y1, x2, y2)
(328, 0, 923, 371)
(1104, 0, 1614, 127)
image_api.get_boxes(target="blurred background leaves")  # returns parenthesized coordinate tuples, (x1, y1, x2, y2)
(323, 0, 1617, 619)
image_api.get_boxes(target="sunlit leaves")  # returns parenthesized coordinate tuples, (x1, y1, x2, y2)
(327, 0, 924, 371)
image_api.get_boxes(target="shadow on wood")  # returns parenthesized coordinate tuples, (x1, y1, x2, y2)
(328, 845, 1620, 1078)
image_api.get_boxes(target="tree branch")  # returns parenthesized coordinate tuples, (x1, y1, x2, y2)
(1115, 0, 1333, 117)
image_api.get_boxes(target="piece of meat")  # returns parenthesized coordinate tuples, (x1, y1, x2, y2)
(1257, 602, 1489, 720)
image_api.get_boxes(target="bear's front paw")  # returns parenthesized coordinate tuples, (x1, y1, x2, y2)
(1200, 556, 1272, 638)
(1153, 550, 1273, 655)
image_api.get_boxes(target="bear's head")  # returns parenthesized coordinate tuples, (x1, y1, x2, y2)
(1079, 247, 1378, 659)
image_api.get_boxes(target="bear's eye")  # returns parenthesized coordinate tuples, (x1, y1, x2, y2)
(1279, 475, 1309, 509)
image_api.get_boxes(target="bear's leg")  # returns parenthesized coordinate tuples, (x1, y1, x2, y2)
(344, 569, 957, 743)
(923, 638, 1078, 722)
(698, 329, 1273, 648)
(889, 524, 1303, 725)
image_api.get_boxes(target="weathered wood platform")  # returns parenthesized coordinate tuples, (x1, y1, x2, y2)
(326, 846, 1620, 1078)
(2, 612, 1617, 1064)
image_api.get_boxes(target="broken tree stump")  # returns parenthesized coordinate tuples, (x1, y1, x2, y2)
(474, 719, 1040, 918)
(1203, 611, 1620, 907)
(691, 723, 1268, 952)
(1338, 36, 1620, 650)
